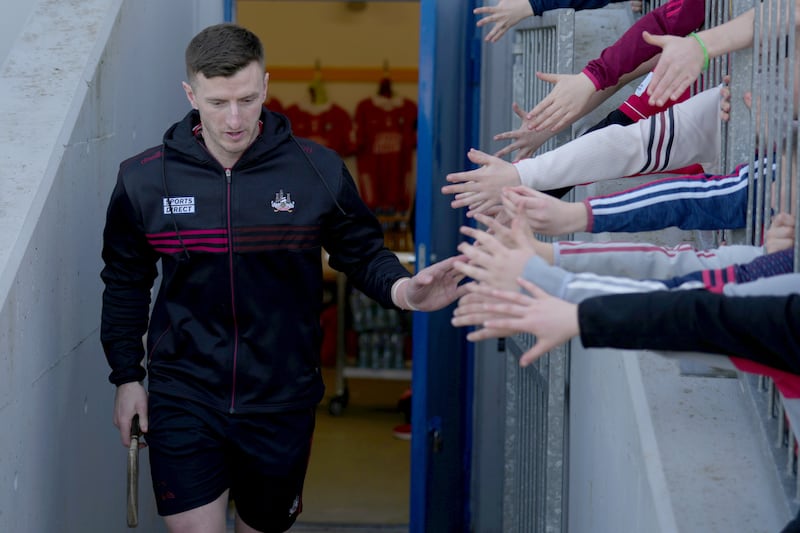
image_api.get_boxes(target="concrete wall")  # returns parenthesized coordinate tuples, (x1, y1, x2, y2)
(0, 3, 37, 66)
(567, 346, 791, 532)
(568, 348, 678, 533)
(0, 0, 221, 530)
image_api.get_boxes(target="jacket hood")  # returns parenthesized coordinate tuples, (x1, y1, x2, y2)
(161, 107, 293, 165)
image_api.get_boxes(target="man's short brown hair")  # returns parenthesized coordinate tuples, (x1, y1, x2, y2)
(185, 23, 264, 84)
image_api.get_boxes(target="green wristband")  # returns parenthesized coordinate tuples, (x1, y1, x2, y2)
(690, 32, 710, 70)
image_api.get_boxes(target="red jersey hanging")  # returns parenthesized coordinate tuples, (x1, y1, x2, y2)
(285, 102, 355, 157)
(264, 96, 285, 115)
(354, 96, 417, 212)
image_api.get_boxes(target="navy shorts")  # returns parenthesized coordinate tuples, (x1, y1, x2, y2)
(146, 393, 315, 532)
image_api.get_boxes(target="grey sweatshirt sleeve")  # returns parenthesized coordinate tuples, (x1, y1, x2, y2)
(554, 241, 763, 279)
(522, 255, 700, 303)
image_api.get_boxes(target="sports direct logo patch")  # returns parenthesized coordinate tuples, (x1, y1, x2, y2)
(163, 196, 195, 214)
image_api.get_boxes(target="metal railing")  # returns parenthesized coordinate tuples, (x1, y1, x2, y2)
(498, 0, 800, 528)
(503, 336, 570, 533)
(732, 0, 800, 514)
(502, 11, 575, 533)
(511, 10, 576, 155)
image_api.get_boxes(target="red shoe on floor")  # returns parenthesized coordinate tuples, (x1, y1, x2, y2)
(392, 423, 412, 440)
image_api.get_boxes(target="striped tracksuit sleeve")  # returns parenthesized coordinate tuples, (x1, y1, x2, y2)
(523, 255, 704, 304)
(554, 240, 763, 279)
(677, 248, 797, 292)
(523, 248, 789, 304)
(513, 86, 722, 191)
(586, 163, 751, 233)
(619, 249, 796, 293)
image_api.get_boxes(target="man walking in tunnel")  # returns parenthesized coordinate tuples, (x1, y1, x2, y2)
(100, 23, 465, 533)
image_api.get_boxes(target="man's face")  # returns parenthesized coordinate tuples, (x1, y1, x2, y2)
(182, 61, 268, 168)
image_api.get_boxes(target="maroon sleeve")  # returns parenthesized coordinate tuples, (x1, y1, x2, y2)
(582, 0, 705, 90)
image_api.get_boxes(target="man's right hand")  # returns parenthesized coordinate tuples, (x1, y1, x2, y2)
(114, 382, 148, 448)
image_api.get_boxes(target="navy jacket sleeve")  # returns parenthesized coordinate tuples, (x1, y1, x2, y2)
(578, 290, 800, 374)
(321, 162, 409, 308)
(528, 0, 626, 16)
(100, 175, 159, 386)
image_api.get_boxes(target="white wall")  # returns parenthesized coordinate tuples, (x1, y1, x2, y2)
(0, 0, 221, 530)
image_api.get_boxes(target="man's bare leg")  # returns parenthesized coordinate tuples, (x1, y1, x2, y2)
(163, 489, 279, 533)
(235, 511, 265, 533)
(164, 490, 228, 533)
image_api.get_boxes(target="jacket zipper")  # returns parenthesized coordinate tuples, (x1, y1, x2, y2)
(226, 167, 240, 413)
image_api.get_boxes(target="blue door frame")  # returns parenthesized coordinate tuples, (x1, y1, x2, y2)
(412, 1, 481, 530)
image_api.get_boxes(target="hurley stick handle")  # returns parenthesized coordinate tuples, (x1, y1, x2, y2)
(127, 414, 141, 528)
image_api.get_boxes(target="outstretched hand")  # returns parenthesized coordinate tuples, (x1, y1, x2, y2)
(502, 186, 588, 236)
(455, 212, 538, 291)
(765, 212, 796, 254)
(452, 278, 580, 366)
(403, 255, 470, 311)
(474, 0, 534, 43)
(526, 72, 595, 132)
(442, 148, 522, 216)
(451, 284, 527, 340)
(493, 102, 554, 160)
(644, 31, 705, 107)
